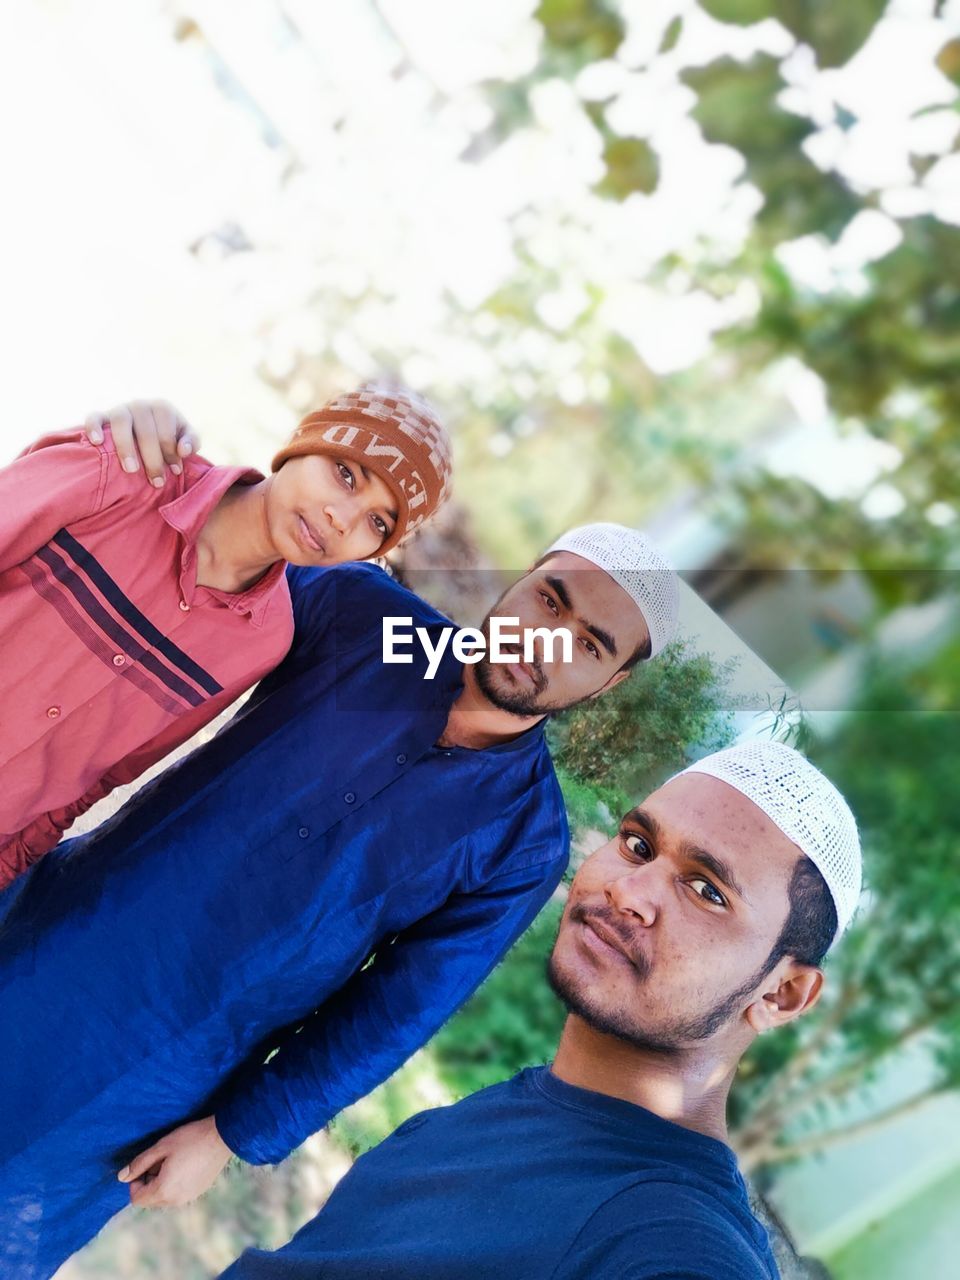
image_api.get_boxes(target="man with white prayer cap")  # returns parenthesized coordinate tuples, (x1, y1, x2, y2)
(220, 739, 860, 1280)
(0, 520, 680, 1276)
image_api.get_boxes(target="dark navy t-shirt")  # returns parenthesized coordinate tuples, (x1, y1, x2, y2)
(222, 1067, 779, 1280)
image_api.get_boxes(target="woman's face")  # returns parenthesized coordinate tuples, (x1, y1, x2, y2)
(266, 453, 399, 565)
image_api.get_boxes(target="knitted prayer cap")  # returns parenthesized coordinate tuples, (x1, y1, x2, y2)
(544, 522, 679, 659)
(272, 382, 453, 555)
(680, 739, 862, 935)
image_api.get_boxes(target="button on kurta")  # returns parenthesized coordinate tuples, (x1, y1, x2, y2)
(396, 753, 407, 765)
(46, 706, 61, 719)
(179, 600, 190, 612)
(112, 654, 126, 666)
(298, 827, 309, 839)
(344, 792, 356, 804)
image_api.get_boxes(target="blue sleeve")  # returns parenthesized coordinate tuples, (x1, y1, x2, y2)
(282, 562, 383, 653)
(282, 564, 342, 660)
(552, 1182, 777, 1280)
(214, 854, 567, 1165)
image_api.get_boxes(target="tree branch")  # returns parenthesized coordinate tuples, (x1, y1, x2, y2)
(735, 980, 864, 1133)
(737, 1008, 947, 1152)
(738, 1084, 953, 1174)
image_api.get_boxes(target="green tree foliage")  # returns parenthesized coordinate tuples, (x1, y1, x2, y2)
(683, 54, 859, 242)
(728, 642, 960, 1170)
(513, 1, 960, 594)
(432, 900, 567, 1097)
(548, 639, 739, 795)
(727, 217, 960, 598)
(536, 0, 625, 64)
(702, 2, 887, 67)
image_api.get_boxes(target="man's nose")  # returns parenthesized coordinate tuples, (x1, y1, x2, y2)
(604, 866, 662, 928)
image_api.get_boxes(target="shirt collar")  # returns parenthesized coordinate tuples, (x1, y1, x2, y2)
(160, 463, 264, 542)
(161, 463, 288, 626)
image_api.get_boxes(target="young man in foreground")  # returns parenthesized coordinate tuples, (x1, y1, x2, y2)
(219, 739, 861, 1280)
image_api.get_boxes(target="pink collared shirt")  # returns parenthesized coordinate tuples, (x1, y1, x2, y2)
(0, 428, 294, 885)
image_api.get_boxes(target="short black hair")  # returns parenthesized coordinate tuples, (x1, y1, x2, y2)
(528, 552, 652, 671)
(763, 854, 838, 972)
(618, 634, 652, 670)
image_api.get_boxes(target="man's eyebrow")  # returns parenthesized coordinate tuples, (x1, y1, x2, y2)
(621, 807, 661, 839)
(543, 574, 618, 658)
(583, 620, 618, 659)
(683, 844, 749, 905)
(544, 574, 572, 611)
(359, 464, 398, 523)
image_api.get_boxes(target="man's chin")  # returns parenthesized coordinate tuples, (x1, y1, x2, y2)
(475, 662, 549, 717)
(546, 952, 684, 1057)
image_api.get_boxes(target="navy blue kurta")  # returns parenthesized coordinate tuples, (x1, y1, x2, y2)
(0, 564, 569, 1278)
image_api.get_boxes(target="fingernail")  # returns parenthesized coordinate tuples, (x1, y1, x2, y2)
(123, 458, 139, 473)
(179, 441, 193, 457)
(118, 1167, 129, 1181)
(90, 428, 103, 443)
(171, 463, 182, 476)
(152, 476, 165, 489)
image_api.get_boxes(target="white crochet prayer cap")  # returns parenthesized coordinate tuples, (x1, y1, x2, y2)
(544, 523, 679, 659)
(680, 740, 861, 935)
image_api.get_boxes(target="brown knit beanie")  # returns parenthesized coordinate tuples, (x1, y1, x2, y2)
(271, 382, 453, 555)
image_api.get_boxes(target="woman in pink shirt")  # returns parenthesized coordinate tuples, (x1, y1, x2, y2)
(0, 383, 452, 886)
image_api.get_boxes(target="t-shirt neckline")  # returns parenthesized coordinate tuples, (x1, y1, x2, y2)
(526, 1065, 739, 1172)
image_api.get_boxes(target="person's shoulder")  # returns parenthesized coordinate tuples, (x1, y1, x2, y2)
(15, 425, 104, 468)
(559, 1177, 776, 1280)
(11, 425, 178, 517)
(392, 1071, 530, 1137)
(287, 562, 451, 627)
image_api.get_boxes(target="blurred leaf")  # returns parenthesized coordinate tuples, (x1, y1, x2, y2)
(700, 1, 772, 24)
(660, 15, 684, 54)
(936, 37, 960, 87)
(536, 0, 625, 61)
(776, 0, 888, 68)
(597, 135, 660, 197)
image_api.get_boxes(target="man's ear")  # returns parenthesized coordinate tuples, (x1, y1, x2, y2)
(746, 965, 824, 1036)
(588, 668, 632, 700)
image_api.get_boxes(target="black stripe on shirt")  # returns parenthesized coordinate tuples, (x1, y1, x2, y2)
(52, 528, 223, 696)
(36, 543, 208, 709)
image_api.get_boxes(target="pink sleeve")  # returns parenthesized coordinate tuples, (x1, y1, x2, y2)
(0, 430, 109, 573)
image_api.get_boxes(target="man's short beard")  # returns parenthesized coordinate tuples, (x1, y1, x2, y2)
(474, 651, 547, 716)
(546, 914, 773, 1056)
(473, 604, 601, 717)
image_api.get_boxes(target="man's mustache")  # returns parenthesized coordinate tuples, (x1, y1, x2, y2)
(568, 900, 651, 977)
(509, 652, 548, 693)
(479, 624, 549, 692)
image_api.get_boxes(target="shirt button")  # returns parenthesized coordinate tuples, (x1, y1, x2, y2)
(46, 705, 61, 719)
(344, 792, 356, 804)
(298, 826, 309, 839)
(179, 600, 190, 612)
(112, 654, 126, 666)
(396, 753, 407, 765)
